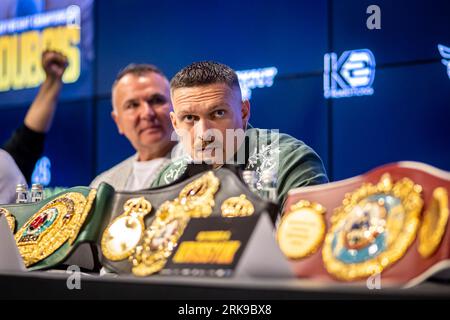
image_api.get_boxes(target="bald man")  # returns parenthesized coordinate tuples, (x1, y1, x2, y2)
(90, 64, 180, 191)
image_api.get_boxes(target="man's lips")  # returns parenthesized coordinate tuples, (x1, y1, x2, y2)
(194, 143, 222, 152)
(139, 126, 162, 134)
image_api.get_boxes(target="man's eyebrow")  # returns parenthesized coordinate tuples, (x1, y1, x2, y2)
(122, 98, 138, 106)
(176, 104, 228, 117)
(122, 93, 167, 105)
(209, 104, 228, 112)
(146, 93, 167, 100)
(177, 110, 195, 117)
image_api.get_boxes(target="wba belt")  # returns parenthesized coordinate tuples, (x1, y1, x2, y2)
(0, 182, 114, 271)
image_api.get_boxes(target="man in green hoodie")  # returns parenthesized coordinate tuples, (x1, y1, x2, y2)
(152, 61, 328, 208)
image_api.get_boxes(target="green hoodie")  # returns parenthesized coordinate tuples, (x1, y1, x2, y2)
(152, 128, 328, 208)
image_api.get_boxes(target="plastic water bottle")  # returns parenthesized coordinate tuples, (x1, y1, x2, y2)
(16, 184, 29, 204)
(260, 170, 278, 202)
(242, 170, 258, 194)
(31, 184, 44, 203)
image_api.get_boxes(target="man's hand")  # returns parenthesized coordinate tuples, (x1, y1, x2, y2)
(42, 50, 68, 81)
(24, 50, 69, 133)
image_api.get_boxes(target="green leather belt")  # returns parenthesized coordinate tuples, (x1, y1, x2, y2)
(0, 182, 114, 271)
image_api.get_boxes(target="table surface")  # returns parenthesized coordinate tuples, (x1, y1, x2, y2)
(1, 270, 450, 299)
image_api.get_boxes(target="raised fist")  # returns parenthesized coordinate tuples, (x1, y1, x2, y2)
(42, 50, 69, 81)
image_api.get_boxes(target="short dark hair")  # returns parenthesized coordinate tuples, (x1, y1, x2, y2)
(170, 61, 240, 91)
(112, 63, 166, 89)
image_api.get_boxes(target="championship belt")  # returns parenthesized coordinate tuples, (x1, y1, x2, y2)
(278, 161, 450, 286)
(99, 165, 278, 275)
(0, 182, 114, 271)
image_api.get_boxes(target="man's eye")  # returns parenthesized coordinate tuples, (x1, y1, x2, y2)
(183, 115, 195, 123)
(214, 110, 225, 118)
(149, 96, 167, 105)
(126, 102, 139, 109)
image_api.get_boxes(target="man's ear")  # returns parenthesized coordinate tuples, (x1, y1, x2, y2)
(170, 111, 179, 134)
(241, 100, 251, 128)
(111, 110, 124, 135)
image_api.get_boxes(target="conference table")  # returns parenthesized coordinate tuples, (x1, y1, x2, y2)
(1, 269, 449, 300)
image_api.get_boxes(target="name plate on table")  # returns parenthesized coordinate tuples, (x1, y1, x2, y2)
(161, 213, 294, 278)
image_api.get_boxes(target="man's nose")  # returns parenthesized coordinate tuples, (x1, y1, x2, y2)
(139, 101, 157, 120)
(195, 119, 213, 140)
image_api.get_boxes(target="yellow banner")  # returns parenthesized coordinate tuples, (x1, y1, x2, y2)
(0, 25, 80, 92)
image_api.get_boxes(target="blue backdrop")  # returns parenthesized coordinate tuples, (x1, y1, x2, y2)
(0, 0, 449, 186)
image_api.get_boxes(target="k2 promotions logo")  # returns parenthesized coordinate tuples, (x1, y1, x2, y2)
(438, 44, 450, 79)
(324, 49, 376, 99)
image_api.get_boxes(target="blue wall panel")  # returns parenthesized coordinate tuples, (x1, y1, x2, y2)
(0, 0, 449, 187)
(333, 62, 450, 180)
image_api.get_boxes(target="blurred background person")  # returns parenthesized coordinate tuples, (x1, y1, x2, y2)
(90, 64, 179, 191)
(2, 50, 68, 185)
(0, 149, 26, 204)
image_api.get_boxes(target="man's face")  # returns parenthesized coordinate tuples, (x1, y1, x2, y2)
(170, 83, 250, 164)
(112, 72, 174, 159)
